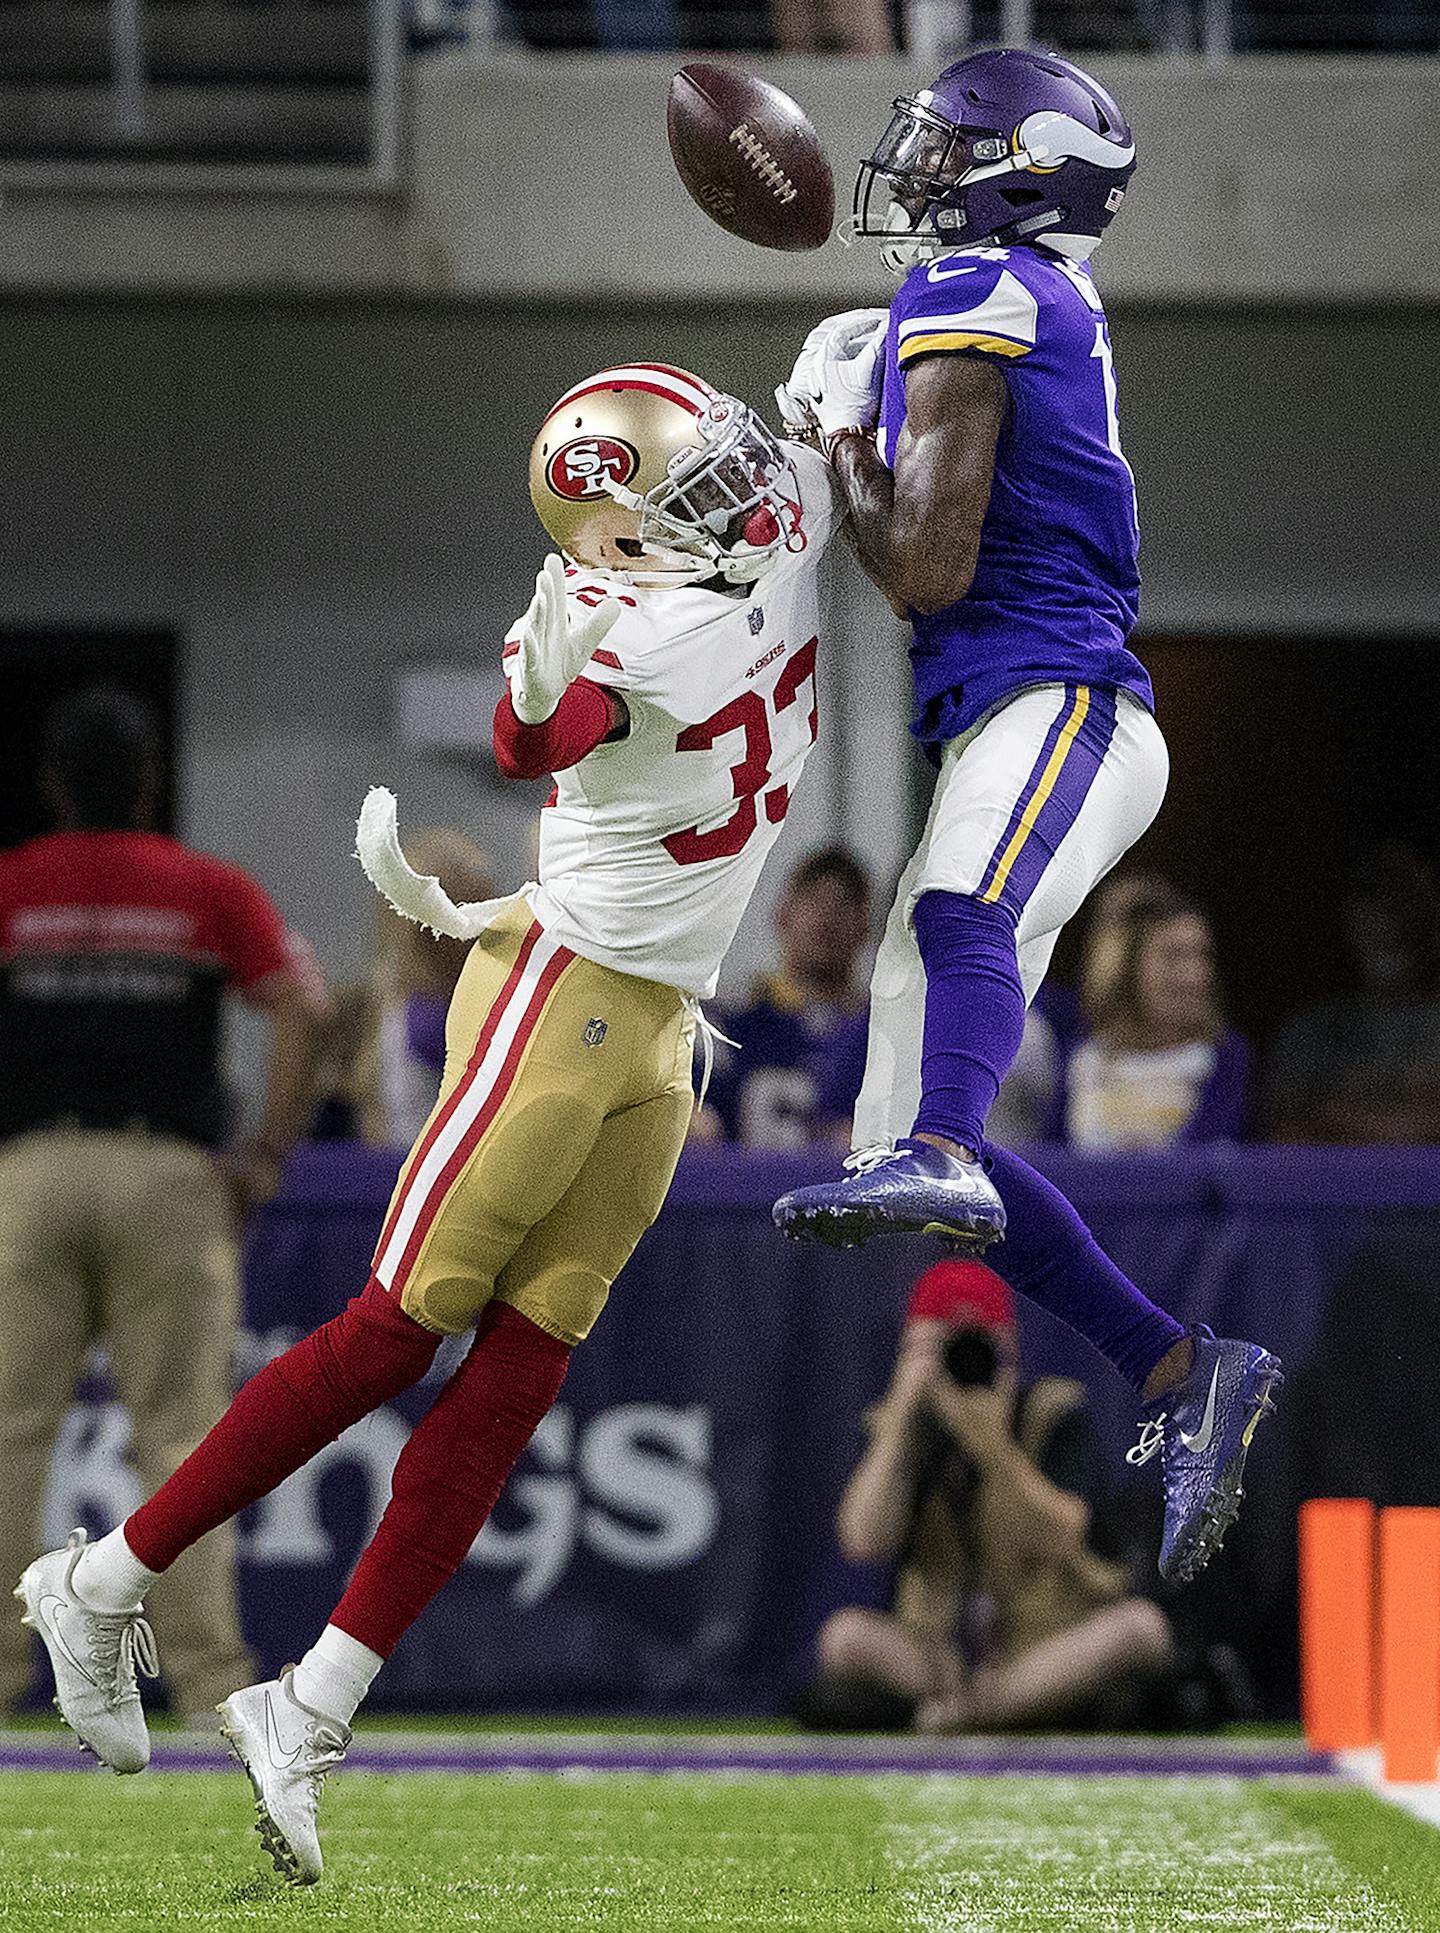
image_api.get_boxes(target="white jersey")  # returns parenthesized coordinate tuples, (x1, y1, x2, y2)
(513, 445, 838, 998)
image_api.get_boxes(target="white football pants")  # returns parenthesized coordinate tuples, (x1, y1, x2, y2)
(853, 684, 1169, 1151)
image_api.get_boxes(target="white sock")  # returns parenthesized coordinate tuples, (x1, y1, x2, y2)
(71, 1525, 160, 1614)
(291, 1625, 383, 1728)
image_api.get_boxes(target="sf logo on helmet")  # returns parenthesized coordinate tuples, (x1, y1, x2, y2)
(546, 437, 640, 501)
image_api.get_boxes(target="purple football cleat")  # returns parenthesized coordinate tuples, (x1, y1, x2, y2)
(1127, 1324, 1284, 1585)
(772, 1138, 1005, 1251)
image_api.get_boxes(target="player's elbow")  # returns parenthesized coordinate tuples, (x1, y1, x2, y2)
(896, 553, 976, 615)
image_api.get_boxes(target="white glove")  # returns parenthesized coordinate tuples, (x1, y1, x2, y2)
(506, 553, 622, 725)
(776, 308, 889, 446)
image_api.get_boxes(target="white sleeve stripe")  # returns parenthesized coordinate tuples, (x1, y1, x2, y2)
(898, 312, 1024, 337)
(899, 268, 1040, 349)
(898, 317, 1033, 347)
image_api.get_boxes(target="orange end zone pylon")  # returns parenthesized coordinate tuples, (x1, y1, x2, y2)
(1299, 1497, 1376, 1752)
(1379, 1506, 1440, 1784)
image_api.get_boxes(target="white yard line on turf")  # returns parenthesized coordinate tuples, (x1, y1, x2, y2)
(880, 1773, 1409, 1933)
(1337, 1748, 1440, 1831)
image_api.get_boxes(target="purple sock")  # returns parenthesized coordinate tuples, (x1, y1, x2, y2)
(912, 890, 1024, 1153)
(985, 1144, 1186, 1391)
(908, 888, 1184, 1390)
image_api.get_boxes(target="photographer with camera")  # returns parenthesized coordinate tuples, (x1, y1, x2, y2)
(813, 1261, 1173, 1733)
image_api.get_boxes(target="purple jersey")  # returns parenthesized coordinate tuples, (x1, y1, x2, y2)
(878, 244, 1153, 754)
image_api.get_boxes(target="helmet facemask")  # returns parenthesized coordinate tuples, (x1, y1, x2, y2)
(847, 95, 1010, 274)
(599, 396, 801, 588)
(845, 85, 1134, 275)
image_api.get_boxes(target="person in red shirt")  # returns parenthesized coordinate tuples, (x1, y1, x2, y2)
(0, 686, 327, 1722)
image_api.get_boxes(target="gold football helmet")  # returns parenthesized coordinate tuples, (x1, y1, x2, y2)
(529, 363, 800, 587)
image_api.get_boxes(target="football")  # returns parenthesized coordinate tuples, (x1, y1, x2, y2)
(666, 63, 835, 253)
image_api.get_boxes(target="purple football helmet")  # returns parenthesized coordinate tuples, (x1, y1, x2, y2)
(850, 48, 1136, 272)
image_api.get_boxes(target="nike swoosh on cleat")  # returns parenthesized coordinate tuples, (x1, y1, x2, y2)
(38, 1596, 97, 1685)
(1178, 1362, 1222, 1455)
(263, 1693, 305, 1769)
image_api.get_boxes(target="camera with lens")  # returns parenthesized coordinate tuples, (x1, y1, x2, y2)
(940, 1325, 1000, 1388)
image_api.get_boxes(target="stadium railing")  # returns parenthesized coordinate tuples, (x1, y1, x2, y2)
(0, 0, 404, 189)
(436, 1, 1438, 57)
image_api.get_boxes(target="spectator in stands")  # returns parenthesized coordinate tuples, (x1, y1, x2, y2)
(1047, 888, 1250, 1148)
(697, 845, 871, 1147)
(815, 869, 1179, 1151)
(774, 0, 895, 52)
(312, 827, 494, 1146)
(1268, 843, 1440, 1143)
(806, 1260, 1172, 1733)
(499, 0, 895, 51)
(0, 687, 327, 1722)
(1234, 1, 1440, 51)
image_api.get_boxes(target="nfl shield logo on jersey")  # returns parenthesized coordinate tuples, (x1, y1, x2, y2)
(583, 1017, 608, 1048)
(748, 607, 764, 635)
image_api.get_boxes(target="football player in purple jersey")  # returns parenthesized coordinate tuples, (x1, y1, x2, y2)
(773, 50, 1280, 1584)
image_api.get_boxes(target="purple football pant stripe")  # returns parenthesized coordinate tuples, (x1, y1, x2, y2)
(974, 684, 1079, 902)
(998, 686, 1118, 913)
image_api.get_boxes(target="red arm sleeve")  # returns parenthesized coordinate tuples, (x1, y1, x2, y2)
(492, 677, 623, 781)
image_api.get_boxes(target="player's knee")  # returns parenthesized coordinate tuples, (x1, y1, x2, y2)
(913, 886, 1017, 943)
(498, 1268, 608, 1348)
(286, 1276, 441, 1410)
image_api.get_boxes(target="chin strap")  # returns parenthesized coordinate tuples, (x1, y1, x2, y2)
(356, 787, 526, 940)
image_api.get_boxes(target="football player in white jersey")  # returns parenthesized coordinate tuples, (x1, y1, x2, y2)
(17, 365, 838, 1885)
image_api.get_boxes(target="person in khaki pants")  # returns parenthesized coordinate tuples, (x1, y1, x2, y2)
(0, 687, 326, 1720)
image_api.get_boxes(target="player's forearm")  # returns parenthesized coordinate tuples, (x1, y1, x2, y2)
(492, 680, 623, 781)
(830, 435, 977, 615)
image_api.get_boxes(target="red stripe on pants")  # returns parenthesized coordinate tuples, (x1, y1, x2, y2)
(372, 921, 543, 1267)
(383, 938, 573, 1296)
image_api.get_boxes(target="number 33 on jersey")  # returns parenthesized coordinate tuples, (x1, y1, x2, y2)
(517, 444, 840, 999)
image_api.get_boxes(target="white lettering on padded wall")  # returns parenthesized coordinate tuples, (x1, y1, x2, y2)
(43, 1391, 720, 1610)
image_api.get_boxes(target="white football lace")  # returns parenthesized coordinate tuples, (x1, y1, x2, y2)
(302, 1720, 349, 1795)
(1126, 1416, 1167, 1467)
(844, 1143, 901, 1176)
(90, 1610, 160, 1707)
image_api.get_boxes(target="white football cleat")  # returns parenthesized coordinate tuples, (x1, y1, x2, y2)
(14, 1526, 158, 1774)
(218, 1667, 350, 1886)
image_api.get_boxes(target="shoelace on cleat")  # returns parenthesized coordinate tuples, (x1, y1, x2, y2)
(1126, 1416, 1166, 1467)
(88, 1610, 160, 1708)
(301, 1720, 349, 1796)
(843, 1144, 901, 1177)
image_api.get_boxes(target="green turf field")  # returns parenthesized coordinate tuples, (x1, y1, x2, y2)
(1, 1769, 1438, 1931)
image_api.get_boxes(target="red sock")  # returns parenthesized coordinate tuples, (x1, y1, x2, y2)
(330, 1301, 570, 1656)
(125, 1277, 441, 1573)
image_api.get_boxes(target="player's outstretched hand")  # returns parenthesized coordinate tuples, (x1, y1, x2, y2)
(508, 553, 622, 724)
(778, 309, 888, 448)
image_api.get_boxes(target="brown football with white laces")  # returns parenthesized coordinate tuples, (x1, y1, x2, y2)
(666, 63, 834, 253)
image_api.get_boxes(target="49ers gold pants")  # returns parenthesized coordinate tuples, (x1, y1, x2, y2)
(371, 897, 695, 1345)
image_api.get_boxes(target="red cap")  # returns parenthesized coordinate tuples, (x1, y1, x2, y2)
(905, 1259, 1014, 1332)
